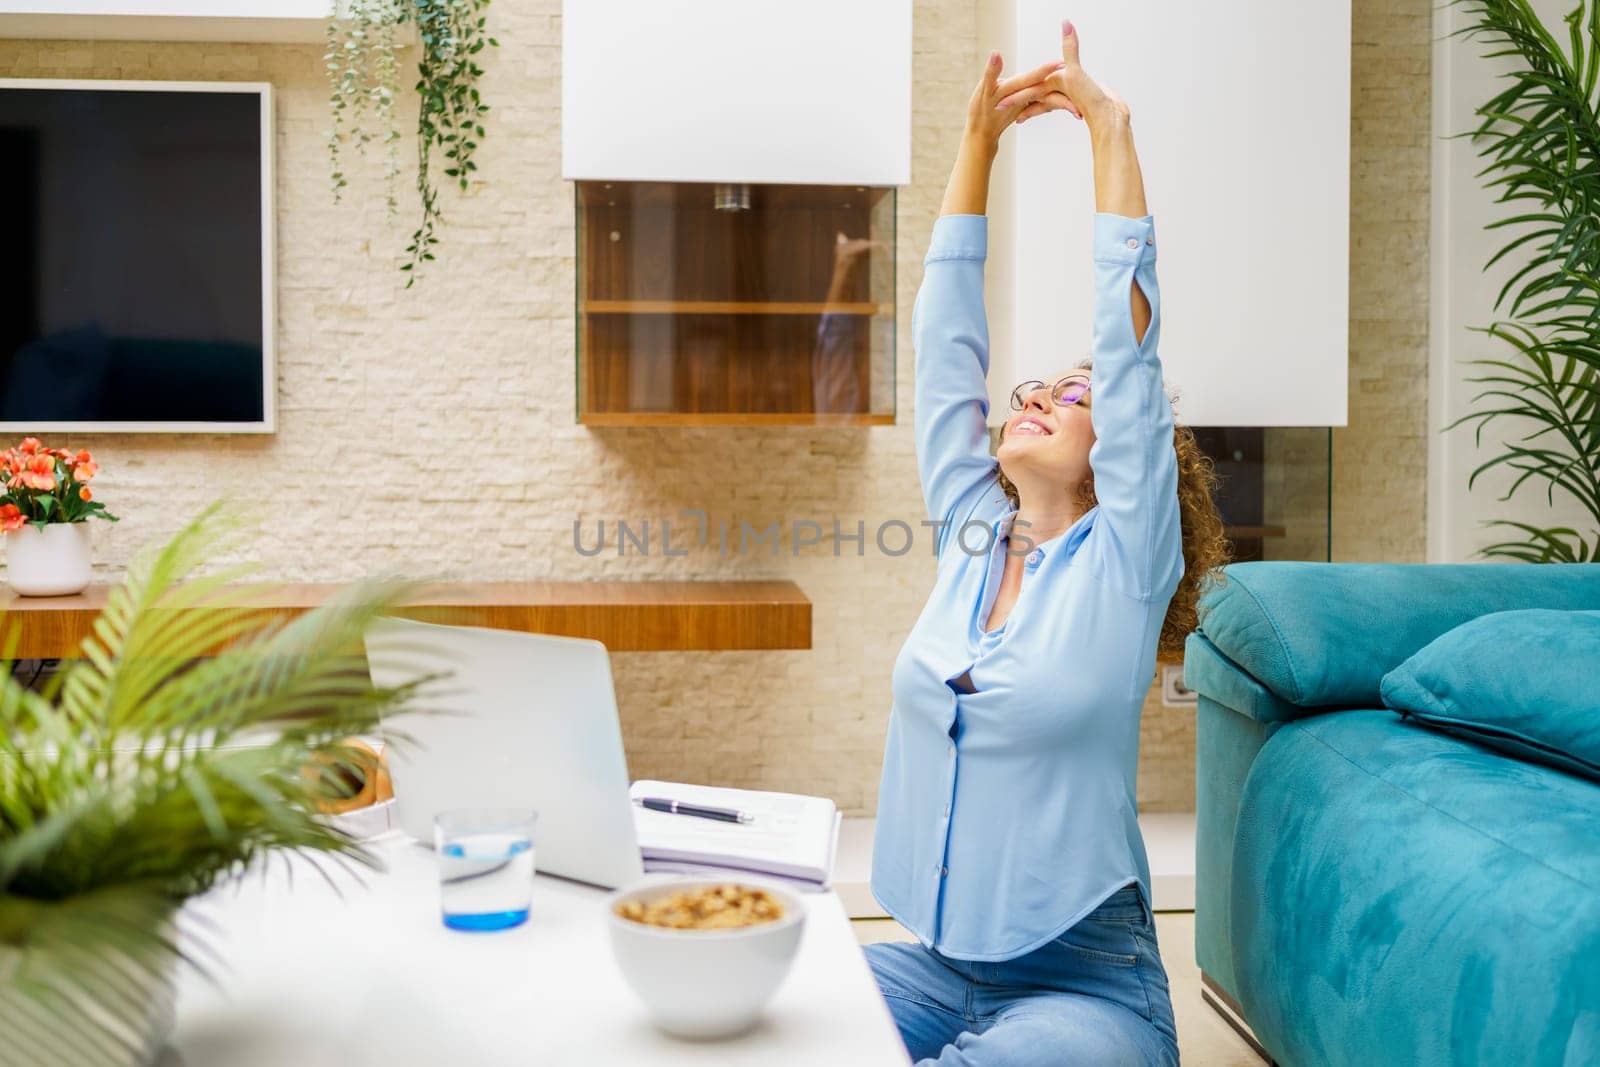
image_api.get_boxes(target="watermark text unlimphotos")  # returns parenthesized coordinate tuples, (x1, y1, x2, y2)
(572, 510, 1039, 559)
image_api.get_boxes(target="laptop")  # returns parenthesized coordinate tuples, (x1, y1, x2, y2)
(363, 617, 646, 890)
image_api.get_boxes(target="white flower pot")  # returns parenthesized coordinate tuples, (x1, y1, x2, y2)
(5, 521, 93, 596)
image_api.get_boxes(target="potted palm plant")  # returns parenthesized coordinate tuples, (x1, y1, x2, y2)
(1448, 0, 1600, 561)
(0, 504, 437, 1063)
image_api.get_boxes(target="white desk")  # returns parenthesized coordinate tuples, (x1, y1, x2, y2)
(167, 837, 909, 1066)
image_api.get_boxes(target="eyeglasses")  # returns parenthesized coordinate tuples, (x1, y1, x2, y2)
(1009, 375, 1091, 411)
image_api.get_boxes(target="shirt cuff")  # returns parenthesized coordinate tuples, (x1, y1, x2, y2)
(926, 214, 988, 263)
(1092, 212, 1157, 266)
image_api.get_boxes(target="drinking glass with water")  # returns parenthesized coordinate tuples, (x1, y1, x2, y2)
(434, 808, 538, 931)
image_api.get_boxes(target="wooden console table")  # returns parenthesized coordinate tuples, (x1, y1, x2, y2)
(0, 581, 812, 656)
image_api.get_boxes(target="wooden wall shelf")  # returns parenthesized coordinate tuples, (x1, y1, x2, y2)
(0, 580, 812, 657)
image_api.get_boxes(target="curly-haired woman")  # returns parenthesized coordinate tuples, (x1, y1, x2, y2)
(865, 20, 1229, 1066)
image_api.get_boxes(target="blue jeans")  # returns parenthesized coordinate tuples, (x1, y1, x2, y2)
(864, 884, 1180, 1066)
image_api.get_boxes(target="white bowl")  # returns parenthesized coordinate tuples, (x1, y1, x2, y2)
(606, 877, 807, 1039)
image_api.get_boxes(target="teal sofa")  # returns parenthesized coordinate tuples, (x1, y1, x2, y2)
(1183, 562, 1600, 1067)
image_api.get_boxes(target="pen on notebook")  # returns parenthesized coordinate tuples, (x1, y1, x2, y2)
(633, 797, 754, 824)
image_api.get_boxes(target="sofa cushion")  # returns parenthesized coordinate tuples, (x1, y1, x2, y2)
(1229, 710, 1600, 1066)
(1194, 561, 1600, 712)
(1380, 608, 1600, 784)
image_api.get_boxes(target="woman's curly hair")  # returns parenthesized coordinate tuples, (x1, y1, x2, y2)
(996, 359, 1231, 660)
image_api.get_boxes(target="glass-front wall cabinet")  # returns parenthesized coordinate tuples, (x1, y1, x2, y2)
(576, 181, 895, 425)
(1195, 427, 1333, 563)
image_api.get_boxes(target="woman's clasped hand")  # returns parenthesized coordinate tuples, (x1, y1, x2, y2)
(963, 19, 1131, 151)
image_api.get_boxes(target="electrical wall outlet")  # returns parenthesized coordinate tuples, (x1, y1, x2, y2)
(1161, 664, 1197, 707)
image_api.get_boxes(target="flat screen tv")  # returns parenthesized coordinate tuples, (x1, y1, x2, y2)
(0, 79, 274, 433)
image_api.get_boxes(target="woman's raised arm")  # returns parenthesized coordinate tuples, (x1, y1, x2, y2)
(915, 55, 1066, 550)
(1017, 21, 1183, 601)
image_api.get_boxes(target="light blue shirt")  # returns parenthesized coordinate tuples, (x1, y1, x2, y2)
(870, 212, 1184, 962)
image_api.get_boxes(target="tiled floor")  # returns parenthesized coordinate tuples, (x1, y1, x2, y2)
(852, 912, 1262, 1066)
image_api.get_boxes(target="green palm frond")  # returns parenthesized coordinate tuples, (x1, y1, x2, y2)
(0, 504, 450, 1062)
(1450, 0, 1600, 562)
(1479, 520, 1597, 560)
(0, 884, 190, 1065)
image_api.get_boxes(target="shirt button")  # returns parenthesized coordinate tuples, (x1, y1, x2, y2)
(942, 803, 951, 817)
(1146, 236, 1155, 246)
(940, 866, 949, 877)
(948, 744, 956, 757)
(1125, 237, 1139, 250)
(1026, 550, 1042, 566)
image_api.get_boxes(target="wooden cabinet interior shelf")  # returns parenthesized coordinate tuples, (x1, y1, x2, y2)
(0, 580, 812, 656)
(1223, 525, 1287, 540)
(577, 181, 895, 426)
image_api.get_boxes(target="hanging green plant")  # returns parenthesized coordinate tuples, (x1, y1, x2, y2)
(324, 0, 499, 286)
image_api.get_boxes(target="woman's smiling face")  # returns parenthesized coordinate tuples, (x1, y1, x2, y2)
(996, 368, 1097, 492)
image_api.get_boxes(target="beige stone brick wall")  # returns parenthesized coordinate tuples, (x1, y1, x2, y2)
(0, 0, 1430, 817)
(1334, 0, 1432, 563)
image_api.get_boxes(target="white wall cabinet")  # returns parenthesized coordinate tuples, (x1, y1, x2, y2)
(0, 1, 336, 42)
(561, 0, 912, 186)
(980, 0, 1351, 428)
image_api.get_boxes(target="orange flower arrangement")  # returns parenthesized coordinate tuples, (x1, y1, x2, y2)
(0, 437, 117, 532)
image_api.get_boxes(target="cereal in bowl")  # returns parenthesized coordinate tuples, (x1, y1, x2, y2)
(615, 884, 784, 930)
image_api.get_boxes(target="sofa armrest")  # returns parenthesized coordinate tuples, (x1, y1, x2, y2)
(1194, 561, 1600, 711)
(1183, 632, 1311, 724)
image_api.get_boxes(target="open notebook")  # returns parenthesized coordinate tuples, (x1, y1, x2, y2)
(629, 780, 841, 890)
